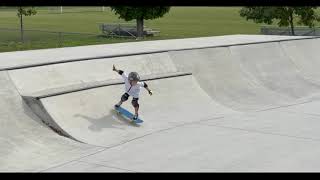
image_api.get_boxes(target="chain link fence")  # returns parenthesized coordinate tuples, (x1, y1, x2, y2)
(261, 26, 320, 36)
(46, 6, 107, 14)
(0, 28, 137, 52)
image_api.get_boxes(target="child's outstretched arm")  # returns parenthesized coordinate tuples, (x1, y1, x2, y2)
(113, 64, 124, 75)
(143, 82, 153, 96)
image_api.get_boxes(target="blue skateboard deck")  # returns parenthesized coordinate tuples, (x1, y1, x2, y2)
(115, 106, 144, 124)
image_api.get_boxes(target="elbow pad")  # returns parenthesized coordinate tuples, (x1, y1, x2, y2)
(144, 82, 148, 88)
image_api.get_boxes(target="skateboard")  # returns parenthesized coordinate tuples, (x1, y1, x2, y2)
(114, 106, 144, 124)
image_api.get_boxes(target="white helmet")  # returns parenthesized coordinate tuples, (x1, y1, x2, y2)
(128, 72, 140, 81)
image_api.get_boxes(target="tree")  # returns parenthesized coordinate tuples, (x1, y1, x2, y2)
(17, 6, 37, 42)
(110, 6, 170, 38)
(239, 7, 319, 35)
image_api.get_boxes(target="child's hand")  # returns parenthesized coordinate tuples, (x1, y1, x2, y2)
(148, 90, 153, 96)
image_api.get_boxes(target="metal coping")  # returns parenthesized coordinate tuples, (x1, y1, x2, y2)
(1, 36, 319, 71)
(33, 72, 192, 99)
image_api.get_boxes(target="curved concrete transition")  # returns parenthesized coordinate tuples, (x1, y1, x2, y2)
(2, 35, 320, 172)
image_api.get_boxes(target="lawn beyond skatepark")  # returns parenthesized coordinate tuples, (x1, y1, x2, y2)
(0, 7, 262, 52)
(2, 6, 320, 52)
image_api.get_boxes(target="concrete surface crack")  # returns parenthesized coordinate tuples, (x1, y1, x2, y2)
(101, 116, 226, 150)
(204, 124, 320, 142)
(39, 116, 225, 172)
(257, 100, 314, 112)
(77, 160, 136, 172)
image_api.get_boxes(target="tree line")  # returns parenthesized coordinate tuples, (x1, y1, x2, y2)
(239, 7, 320, 35)
(16, 6, 320, 42)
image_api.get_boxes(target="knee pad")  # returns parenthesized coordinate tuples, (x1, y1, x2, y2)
(131, 98, 139, 108)
(121, 93, 129, 102)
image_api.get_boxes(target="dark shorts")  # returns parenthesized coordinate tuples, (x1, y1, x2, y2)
(121, 93, 139, 107)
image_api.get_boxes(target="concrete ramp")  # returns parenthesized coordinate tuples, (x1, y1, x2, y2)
(2, 35, 320, 172)
(0, 71, 102, 172)
(229, 42, 320, 99)
(8, 52, 177, 96)
(34, 74, 236, 147)
(0, 35, 307, 70)
(169, 47, 295, 111)
(280, 39, 320, 84)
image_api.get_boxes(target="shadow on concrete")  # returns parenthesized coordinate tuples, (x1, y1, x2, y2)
(74, 110, 139, 132)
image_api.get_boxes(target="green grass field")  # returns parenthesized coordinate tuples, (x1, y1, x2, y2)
(0, 6, 314, 52)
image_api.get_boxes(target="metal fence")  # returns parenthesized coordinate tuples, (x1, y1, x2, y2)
(46, 6, 107, 14)
(0, 28, 119, 51)
(261, 26, 320, 36)
(99, 23, 160, 38)
(1, 28, 102, 42)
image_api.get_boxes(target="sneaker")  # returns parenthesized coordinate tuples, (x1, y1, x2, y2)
(132, 114, 138, 120)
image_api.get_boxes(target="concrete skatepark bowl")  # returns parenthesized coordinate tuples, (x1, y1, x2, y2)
(1, 35, 320, 172)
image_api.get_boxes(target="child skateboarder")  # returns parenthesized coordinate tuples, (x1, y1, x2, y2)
(113, 65, 153, 120)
